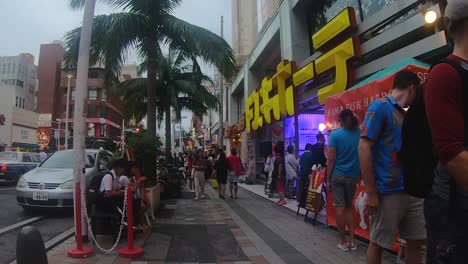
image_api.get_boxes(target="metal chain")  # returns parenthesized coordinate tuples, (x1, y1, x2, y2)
(80, 185, 128, 253)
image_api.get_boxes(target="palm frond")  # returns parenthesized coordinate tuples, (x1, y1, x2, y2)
(161, 15, 236, 80)
(64, 12, 146, 88)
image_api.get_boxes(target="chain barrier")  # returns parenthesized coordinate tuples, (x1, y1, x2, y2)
(80, 185, 128, 253)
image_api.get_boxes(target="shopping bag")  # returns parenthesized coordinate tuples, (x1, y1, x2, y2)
(211, 179, 219, 189)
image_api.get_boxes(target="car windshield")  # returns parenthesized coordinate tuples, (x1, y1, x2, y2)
(39, 151, 96, 169)
(0, 152, 18, 161)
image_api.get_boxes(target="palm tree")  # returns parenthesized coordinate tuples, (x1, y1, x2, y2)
(65, 0, 235, 135)
(118, 48, 218, 157)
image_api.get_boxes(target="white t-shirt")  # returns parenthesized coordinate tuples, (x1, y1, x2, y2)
(285, 153, 299, 179)
(99, 170, 120, 192)
(119, 175, 131, 188)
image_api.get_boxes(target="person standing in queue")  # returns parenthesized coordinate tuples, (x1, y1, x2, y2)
(297, 143, 314, 206)
(285, 145, 299, 199)
(215, 150, 229, 199)
(272, 141, 287, 206)
(359, 70, 425, 264)
(327, 109, 361, 251)
(227, 148, 242, 199)
(192, 149, 207, 200)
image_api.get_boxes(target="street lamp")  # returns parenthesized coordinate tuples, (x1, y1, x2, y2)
(56, 118, 62, 149)
(65, 74, 73, 149)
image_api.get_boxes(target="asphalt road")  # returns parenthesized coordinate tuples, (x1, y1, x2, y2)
(0, 181, 74, 263)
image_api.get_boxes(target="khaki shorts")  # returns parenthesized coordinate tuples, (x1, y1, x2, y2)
(370, 192, 426, 249)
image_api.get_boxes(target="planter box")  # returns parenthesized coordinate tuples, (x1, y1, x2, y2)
(145, 183, 160, 220)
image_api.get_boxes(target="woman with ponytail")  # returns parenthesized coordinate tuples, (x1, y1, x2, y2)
(327, 109, 361, 251)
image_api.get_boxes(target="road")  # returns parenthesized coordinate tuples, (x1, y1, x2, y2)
(0, 181, 74, 264)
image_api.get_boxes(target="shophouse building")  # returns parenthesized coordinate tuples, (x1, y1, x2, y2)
(37, 42, 125, 150)
(224, 0, 449, 179)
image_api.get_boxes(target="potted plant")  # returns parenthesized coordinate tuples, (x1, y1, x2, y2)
(126, 132, 163, 218)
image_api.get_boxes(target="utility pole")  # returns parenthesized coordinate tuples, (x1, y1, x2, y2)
(68, 0, 95, 258)
(65, 74, 73, 149)
(218, 16, 224, 148)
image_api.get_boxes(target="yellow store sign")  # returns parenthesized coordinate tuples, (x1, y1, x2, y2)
(246, 7, 361, 132)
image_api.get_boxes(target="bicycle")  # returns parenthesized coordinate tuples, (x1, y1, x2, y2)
(157, 163, 186, 199)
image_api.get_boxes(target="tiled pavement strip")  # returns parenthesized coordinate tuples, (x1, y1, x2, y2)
(46, 184, 395, 264)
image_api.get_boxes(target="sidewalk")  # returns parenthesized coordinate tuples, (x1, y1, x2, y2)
(46, 184, 395, 264)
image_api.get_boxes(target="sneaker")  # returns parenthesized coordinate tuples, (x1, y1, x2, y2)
(195, 197, 199, 201)
(278, 200, 287, 206)
(337, 243, 349, 251)
(349, 242, 358, 251)
(201, 194, 205, 199)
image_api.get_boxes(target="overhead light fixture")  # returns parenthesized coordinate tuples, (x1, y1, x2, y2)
(425, 10, 437, 24)
(318, 123, 326, 132)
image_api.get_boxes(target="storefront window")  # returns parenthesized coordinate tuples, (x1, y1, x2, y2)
(88, 89, 97, 100)
(324, 0, 362, 23)
(361, 0, 396, 19)
(307, 0, 362, 54)
(101, 89, 107, 101)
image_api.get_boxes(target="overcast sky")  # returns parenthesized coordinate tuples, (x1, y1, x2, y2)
(0, 0, 233, 68)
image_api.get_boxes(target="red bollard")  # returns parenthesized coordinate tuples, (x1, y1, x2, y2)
(68, 182, 93, 258)
(119, 187, 144, 258)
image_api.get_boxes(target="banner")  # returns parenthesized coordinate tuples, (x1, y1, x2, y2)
(325, 60, 430, 130)
(325, 59, 430, 252)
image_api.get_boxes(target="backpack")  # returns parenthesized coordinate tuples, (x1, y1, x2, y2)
(400, 58, 468, 198)
(86, 171, 114, 204)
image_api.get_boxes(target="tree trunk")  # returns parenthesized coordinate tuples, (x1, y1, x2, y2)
(146, 57, 157, 135)
(165, 107, 171, 159)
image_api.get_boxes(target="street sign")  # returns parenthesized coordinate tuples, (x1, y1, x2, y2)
(38, 114, 52, 127)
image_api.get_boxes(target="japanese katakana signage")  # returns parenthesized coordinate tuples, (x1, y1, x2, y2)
(245, 7, 361, 132)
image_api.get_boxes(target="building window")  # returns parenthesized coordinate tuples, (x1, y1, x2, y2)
(88, 70, 99, 79)
(100, 106, 107, 118)
(12, 64, 16, 74)
(361, 0, 395, 19)
(88, 104, 97, 118)
(22, 98, 25, 109)
(100, 124, 107, 137)
(71, 88, 76, 100)
(15, 96, 18, 107)
(101, 89, 107, 102)
(88, 89, 97, 100)
(16, 80, 24, 88)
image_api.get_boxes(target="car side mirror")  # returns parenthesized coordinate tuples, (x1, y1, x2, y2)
(99, 164, 108, 171)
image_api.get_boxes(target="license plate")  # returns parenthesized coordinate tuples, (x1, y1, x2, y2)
(33, 192, 48, 201)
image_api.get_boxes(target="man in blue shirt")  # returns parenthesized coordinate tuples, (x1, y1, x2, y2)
(327, 109, 361, 251)
(359, 70, 425, 264)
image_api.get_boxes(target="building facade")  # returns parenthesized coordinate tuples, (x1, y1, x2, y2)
(232, 0, 259, 65)
(260, 0, 281, 28)
(0, 53, 38, 112)
(225, 0, 449, 178)
(0, 84, 39, 151)
(37, 43, 124, 150)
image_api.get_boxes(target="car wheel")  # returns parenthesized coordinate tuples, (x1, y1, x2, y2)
(21, 206, 36, 215)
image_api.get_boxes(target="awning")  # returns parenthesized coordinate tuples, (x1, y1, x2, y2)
(350, 58, 430, 90)
(12, 142, 40, 150)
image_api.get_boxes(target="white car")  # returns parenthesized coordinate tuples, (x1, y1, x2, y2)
(16, 149, 114, 209)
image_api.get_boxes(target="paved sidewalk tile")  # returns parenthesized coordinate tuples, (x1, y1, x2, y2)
(45, 183, 398, 264)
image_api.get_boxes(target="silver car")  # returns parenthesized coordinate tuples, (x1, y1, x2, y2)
(16, 149, 115, 209)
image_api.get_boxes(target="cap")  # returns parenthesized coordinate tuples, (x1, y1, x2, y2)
(445, 0, 468, 28)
